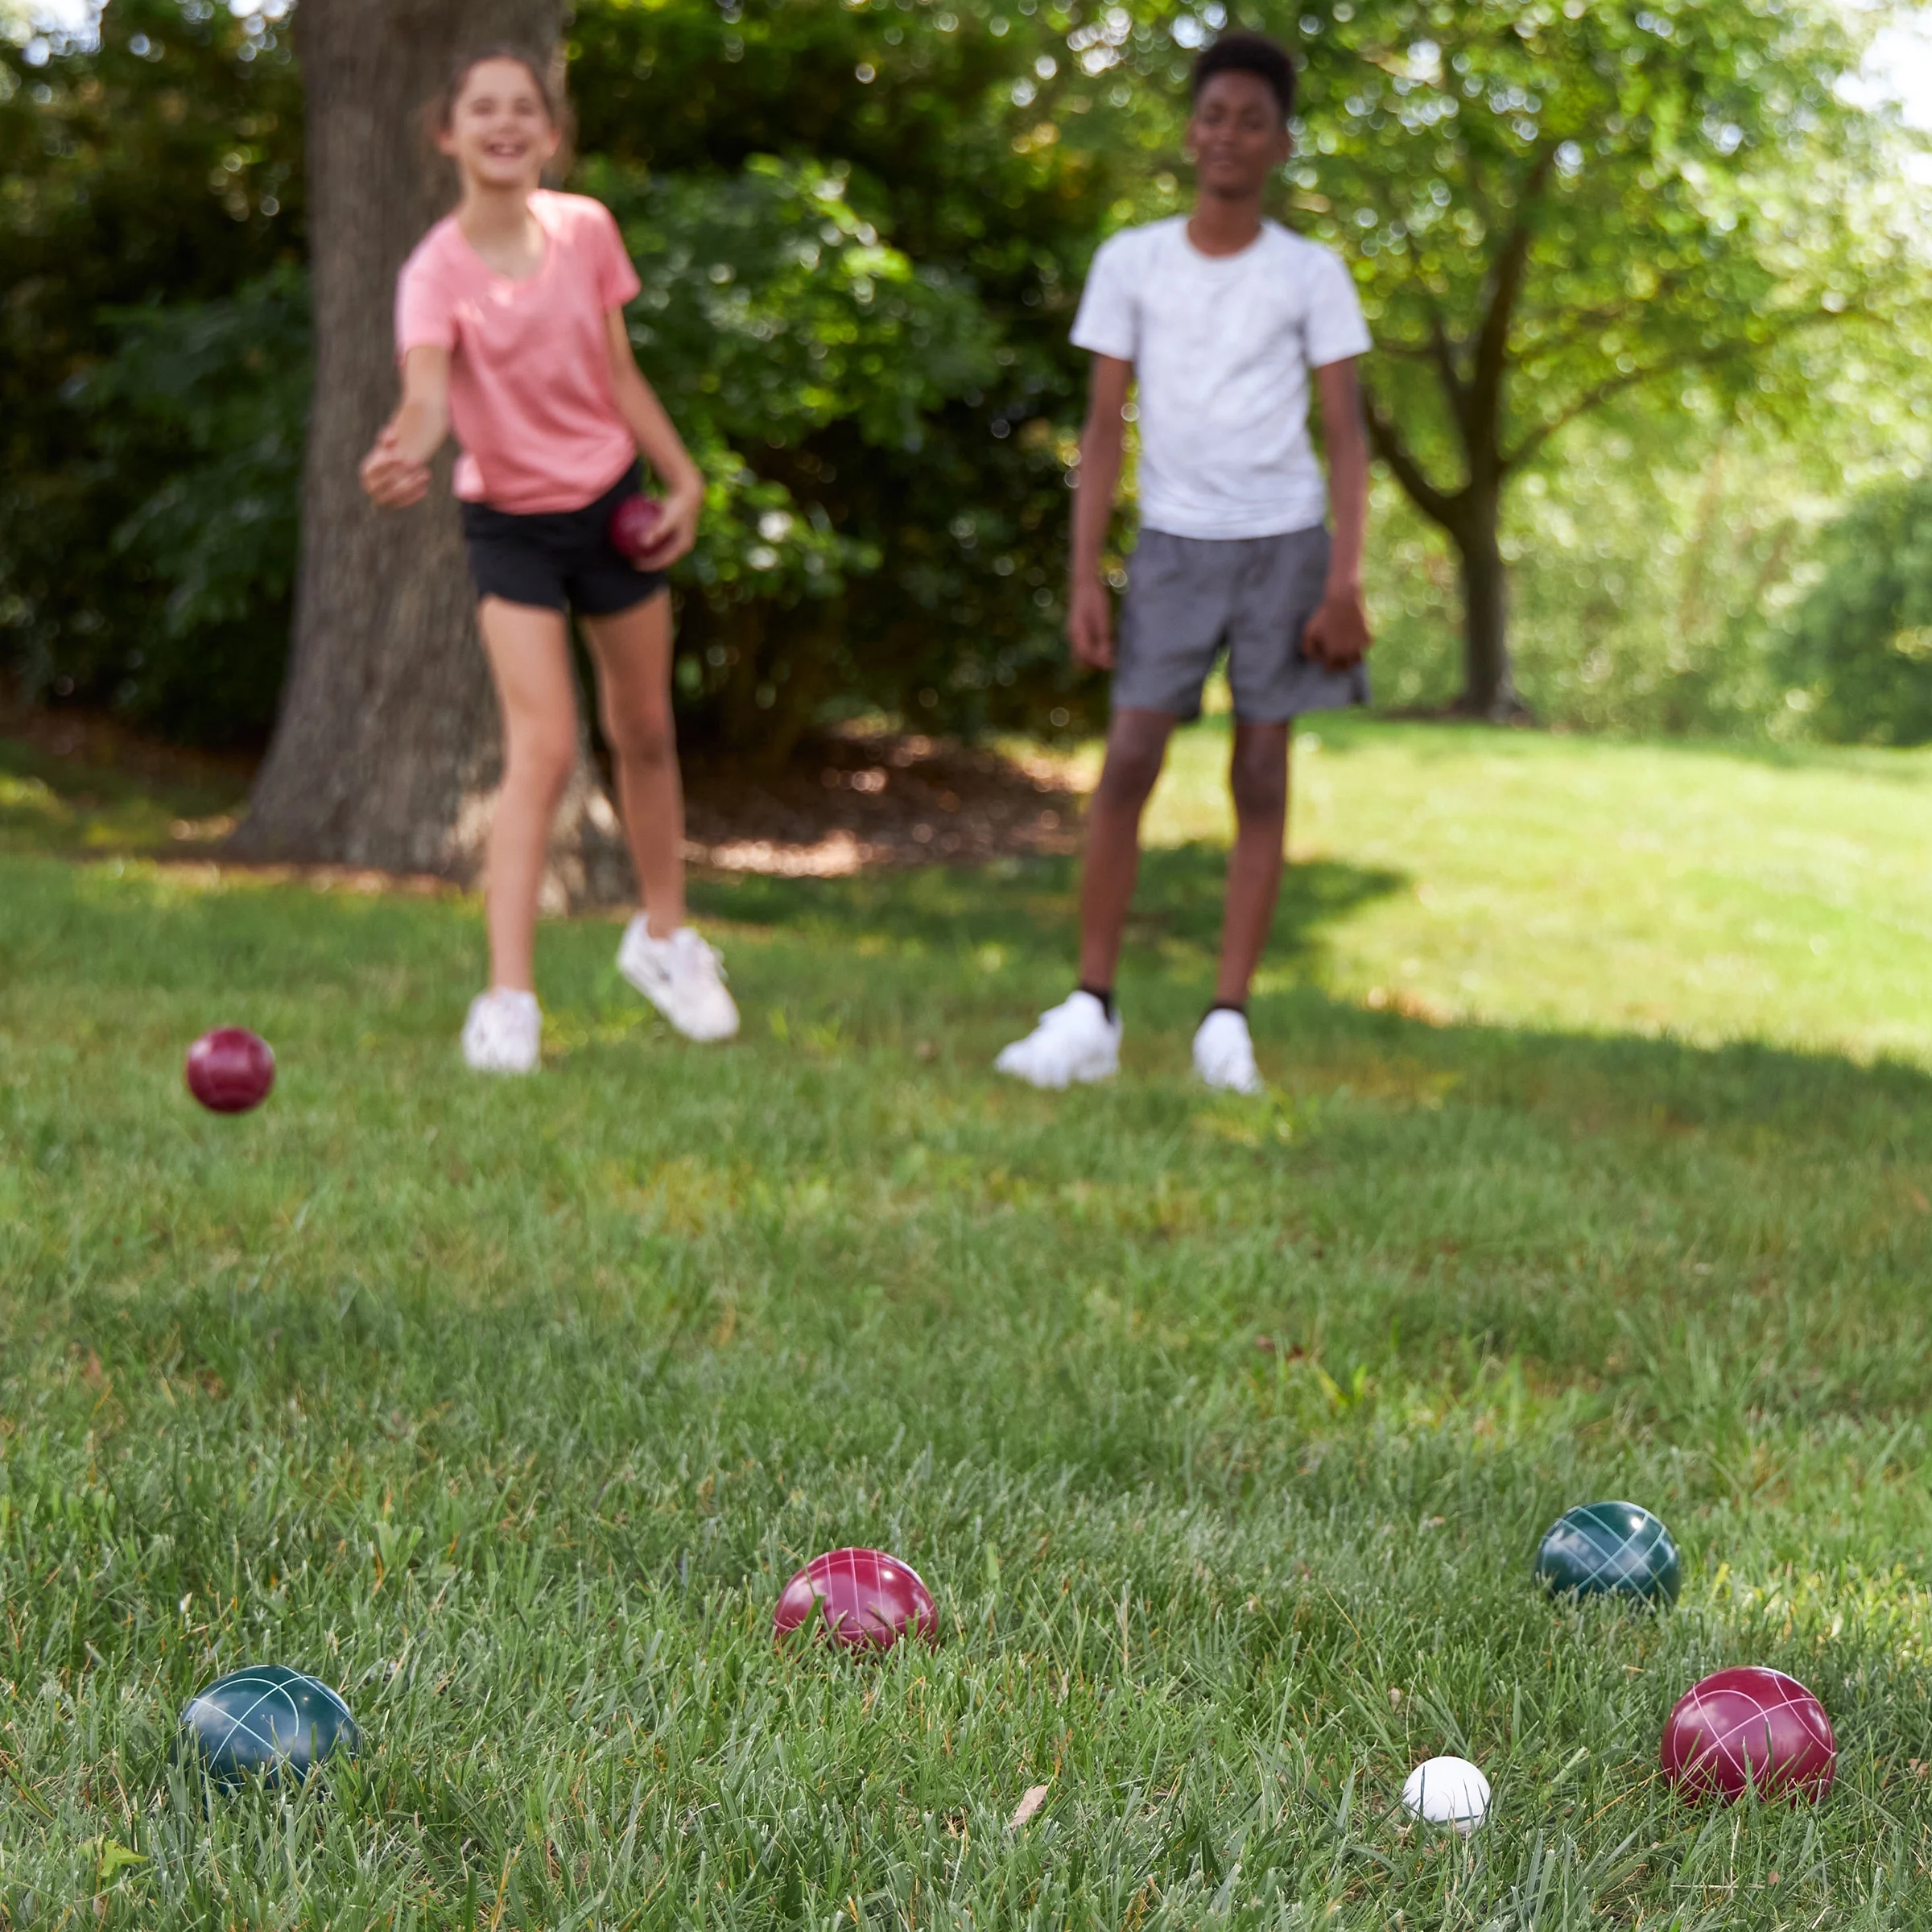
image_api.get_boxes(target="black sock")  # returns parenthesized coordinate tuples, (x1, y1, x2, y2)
(1205, 1000, 1246, 1020)
(1076, 983, 1117, 1022)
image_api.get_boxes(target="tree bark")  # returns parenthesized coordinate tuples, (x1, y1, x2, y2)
(1364, 397, 1529, 723)
(234, 0, 632, 906)
(1451, 493, 1521, 721)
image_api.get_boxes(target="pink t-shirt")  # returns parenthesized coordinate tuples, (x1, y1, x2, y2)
(395, 191, 644, 514)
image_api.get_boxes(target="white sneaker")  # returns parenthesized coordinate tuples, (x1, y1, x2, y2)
(462, 988, 541, 1075)
(993, 990, 1121, 1088)
(617, 919, 739, 1042)
(1193, 1008, 1264, 1095)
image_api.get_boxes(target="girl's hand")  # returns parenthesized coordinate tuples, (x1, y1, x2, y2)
(360, 424, 431, 510)
(630, 481, 702, 571)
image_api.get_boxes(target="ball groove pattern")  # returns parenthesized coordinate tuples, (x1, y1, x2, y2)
(1660, 1666, 1835, 1803)
(773, 1547, 938, 1652)
(185, 1028, 276, 1114)
(609, 495, 664, 563)
(179, 1665, 358, 1788)
(1535, 1501, 1680, 1604)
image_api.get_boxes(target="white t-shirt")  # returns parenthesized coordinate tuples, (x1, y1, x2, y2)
(1070, 217, 1372, 540)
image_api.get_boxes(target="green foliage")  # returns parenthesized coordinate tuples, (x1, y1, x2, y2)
(6, 725, 1932, 1921)
(570, 0, 1127, 751)
(1265, 0, 1918, 703)
(1, 0, 1119, 755)
(1366, 316, 1932, 736)
(70, 270, 311, 745)
(588, 152, 1005, 749)
(1288, 0, 1908, 460)
(0, 0, 301, 730)
(3, 0, 1930, 751)
(1780, 473, 1932, 746)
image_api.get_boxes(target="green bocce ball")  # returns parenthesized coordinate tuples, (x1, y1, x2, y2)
(1535, 1501, 1680, 1606)
(179, 1665, 359, 1790)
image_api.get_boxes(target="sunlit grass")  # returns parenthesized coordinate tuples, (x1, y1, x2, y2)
(1150, 718, 1932, 1063)
(2, 721, 1931, 1927)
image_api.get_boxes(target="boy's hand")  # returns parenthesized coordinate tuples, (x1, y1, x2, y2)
(1068, 576, 1115, 670)
(359, 425, 431, 510)
(630, 481, 702, 572)
(1301, 588, 1371, 671)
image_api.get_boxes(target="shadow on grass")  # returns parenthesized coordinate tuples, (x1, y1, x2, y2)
(7, 836, 1932, 1154)
(0, 734, 242, 860)
(687, 837, 1932, 1146)
(691, 844, 1410, 982)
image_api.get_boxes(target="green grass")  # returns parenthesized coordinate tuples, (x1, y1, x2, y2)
(3, 719, 1931, 1928)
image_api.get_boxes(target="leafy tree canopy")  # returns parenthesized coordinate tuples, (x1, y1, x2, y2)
(2, 0, 1926, 748)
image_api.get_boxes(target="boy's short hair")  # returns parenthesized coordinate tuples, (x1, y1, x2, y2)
(1191, 31, 1296, 124)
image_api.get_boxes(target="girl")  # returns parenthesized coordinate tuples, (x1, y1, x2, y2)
(361, 46, 735, 1074)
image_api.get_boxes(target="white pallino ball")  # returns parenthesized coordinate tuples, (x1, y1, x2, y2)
(1402, 1756, 1491, 1835)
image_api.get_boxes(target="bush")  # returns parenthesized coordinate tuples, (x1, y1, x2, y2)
(1778, 474, 1932, 745)
(0, 0, 1116, 756)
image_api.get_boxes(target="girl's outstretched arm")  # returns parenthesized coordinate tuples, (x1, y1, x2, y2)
(604, 310, 704, 570)
(361, 347, 452, 510)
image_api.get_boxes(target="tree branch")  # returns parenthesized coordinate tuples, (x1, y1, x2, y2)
(1360, 380, 1463, 532)
(1468, 141, 1557, 434)
(1499, 312, 1842, 470)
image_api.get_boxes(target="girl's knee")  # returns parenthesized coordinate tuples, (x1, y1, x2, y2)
(507, 729, 577, 797)
(604, 707, 676, 769)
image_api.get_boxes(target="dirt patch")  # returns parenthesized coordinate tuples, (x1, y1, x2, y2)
(3, 688, 1090, 880)
(682, 725, 1086, 877)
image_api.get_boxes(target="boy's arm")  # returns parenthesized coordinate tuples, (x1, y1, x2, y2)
(1301, 355, 1373, 671)
(360, 346, 451, 510)
(605, 308, 705, 569)
(1067, 353, 1133, 669)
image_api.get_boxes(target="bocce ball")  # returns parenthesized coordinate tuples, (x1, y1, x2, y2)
(1535, 1500, 1680, 1605)
(184, 1027, 275, 1113)
(773, 1546, 938, 1652)
(1660, 1666, 1835, 1803)
(1402, 1756, 1491, 1835)
(609, 494, 665, 563)
(179, 1664, 358, 1789)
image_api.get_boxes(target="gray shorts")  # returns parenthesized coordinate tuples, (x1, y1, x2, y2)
(1113, 526, 1368, 723)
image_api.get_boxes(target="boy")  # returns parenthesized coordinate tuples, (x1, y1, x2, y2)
(996, 31, 1372, 1095)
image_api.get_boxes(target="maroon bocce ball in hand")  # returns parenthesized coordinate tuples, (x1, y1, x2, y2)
(1661, 1666, 1835, 1802)
(184, 1028, 276, 1114)
(773, 1547, 938, 1653)
(609, 494, 665, 564)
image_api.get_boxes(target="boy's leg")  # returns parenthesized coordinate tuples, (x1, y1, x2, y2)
(580, 591, 683, 937)
(477, 596, 580, 993)
(1216, 720, 1291, 1005)
(1075, 706, 1178, 992)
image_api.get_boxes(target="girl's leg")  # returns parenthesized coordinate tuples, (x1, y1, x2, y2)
(477, 596, 580, 991)
(581, 590, 684, 936)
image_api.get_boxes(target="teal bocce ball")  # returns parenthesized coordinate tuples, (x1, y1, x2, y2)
(179, 1665, 359, 1789)
(1535, 1501, 1680, 1605)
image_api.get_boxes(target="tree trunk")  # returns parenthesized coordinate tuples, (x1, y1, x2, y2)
(234, 0, 632, 907)
(1451, 492, 1524, 721)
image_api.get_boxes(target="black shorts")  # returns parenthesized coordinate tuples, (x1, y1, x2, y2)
(459, 464, 667, 617)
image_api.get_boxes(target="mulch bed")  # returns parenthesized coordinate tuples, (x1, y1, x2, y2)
(681, 724, 1084, 877)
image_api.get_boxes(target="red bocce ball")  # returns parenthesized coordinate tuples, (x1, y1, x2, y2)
(1661, 1666, 1835, 1803)
(609, 494, 664, 564)
(184, 1028, 276, 1114)
(773, 1547, 938, 1653)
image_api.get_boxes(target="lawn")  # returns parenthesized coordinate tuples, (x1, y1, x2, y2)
(2, 718, 1930, 1928)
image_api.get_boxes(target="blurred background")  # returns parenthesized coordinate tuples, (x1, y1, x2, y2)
(6, 0, 1932, 765)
